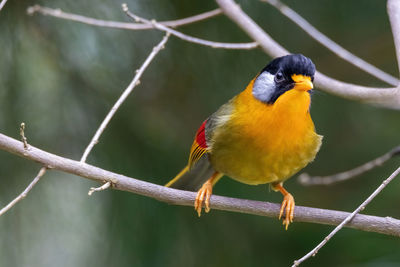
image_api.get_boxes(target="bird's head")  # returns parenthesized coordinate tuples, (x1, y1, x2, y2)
(252, 54, 315, 104)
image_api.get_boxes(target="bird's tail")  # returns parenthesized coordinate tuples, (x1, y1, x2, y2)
(165, 156, 215, 191)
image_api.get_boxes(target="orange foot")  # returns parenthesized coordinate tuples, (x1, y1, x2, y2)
(194, 180, 213, 217)
(279, 193, 295, 230)
(272, 182, 296, 230)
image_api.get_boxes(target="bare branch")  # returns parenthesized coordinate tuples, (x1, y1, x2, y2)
(388, 0, 400, 76)
(299, 145, 400, 186)
(122, 4, 257, 50)
(262, 0, 399, 86)
(314, 72, 399, 108)
(1, 132, 400, 236)
(80, 33, 170, 162)
(27, 5, 256, 50)
(27, 5, 222, 30)
(215, 0, 400, 109)
(0, 167, 47, 216)
(0, 0, 8, 11)
(88, 181, 111, 196)
(0, 123, 46, 217)
(293, 166, 400, 266)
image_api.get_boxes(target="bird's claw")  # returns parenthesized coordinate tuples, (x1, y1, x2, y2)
(279, 193, 295, 230)
(194, 181, 213, 217)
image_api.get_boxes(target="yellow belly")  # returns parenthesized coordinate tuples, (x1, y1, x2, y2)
(209, 82, 322, 185)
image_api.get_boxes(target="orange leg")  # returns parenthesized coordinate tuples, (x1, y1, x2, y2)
(271, 182, 295, 230)
(194, 172, 222, 217)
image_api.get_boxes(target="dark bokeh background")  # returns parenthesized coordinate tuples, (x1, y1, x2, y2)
(1, 0, 400, 266)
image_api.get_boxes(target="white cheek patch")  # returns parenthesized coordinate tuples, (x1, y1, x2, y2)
(252, 72, 275, 103)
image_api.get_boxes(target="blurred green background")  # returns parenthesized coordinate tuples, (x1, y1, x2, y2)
(1, 0, 400, 266)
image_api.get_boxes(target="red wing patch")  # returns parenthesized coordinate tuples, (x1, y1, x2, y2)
(188, 120, 208, 169)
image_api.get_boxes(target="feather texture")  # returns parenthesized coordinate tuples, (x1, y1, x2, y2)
(188, 120, 208, 169)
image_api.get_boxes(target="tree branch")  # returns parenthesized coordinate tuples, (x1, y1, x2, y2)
(0, 123, 48, 217)
(1, 35, 171, 213)
(262, 0, 399, 87)
(80, 33, 170, 162)
(0, 132, 400, 236)
(0, 0, 8, 11)
(388, 0, 400, 76)
(0, 167, 47, 216)
(215, 0, 400, 109)
(293, 165, 400, 266)
(122, 4, 258, 50)
(27, 5, 222, 30)
(299, 145, 400, 186)
(27, 4, 257, 50)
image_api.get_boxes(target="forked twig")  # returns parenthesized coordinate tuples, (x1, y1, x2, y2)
(0, 123, 47, 217)
(299, 146, 400, 185)
(27, 5, 222, 30)
(293, 165, 400, 266)
(27, 4, 257, 50)
(122, 4, 257, 49)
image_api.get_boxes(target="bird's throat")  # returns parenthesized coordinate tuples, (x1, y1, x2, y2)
(272, 88, 311, 116)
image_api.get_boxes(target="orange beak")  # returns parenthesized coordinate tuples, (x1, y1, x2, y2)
(291, 74, 313, 91)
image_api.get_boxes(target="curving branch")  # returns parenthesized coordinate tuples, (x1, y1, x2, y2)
(27, 5, 222, 30)
(215, 0, 400, 109)
(122, 4, 258, 50)
(1, 132, 400, 236)
(262, 0, 399, 87)
(27, 4, 257, 50)
(299, 145, 400, 186)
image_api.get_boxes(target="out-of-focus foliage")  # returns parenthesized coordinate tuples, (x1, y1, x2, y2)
(1, 0, 399, 266)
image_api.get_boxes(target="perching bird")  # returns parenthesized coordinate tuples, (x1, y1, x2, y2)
(166, 54, 322, 229)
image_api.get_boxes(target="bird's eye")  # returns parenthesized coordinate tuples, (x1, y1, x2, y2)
(275, 72, 284, 83)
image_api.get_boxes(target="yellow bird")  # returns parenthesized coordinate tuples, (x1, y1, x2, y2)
(166, 54, 322, 229)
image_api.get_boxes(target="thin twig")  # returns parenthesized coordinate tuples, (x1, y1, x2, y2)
(27, 5, 222, 30)
(215, 0, 400, 109)
(27, 4, 256, 50)
(0, 123, 46, 217)
(88, 181, 111, 196)
(1, 133, 400, 236)
(122, 4, 258, 50)
(0, 0, 8, 11)
(299, 145, 400, 185)
(19, 123, 28, 149)
(80, 33, 170, 162)
(293, 165, 400, 266)
(0, 167, 47, 216)
(262, 0, 399, 86)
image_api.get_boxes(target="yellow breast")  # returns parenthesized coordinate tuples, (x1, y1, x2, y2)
(209, 80, 322, 185)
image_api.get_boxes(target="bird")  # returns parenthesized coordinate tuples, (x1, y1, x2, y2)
(166, 54, 322, 229)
